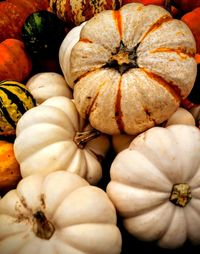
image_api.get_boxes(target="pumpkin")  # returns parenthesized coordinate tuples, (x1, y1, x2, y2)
(0, 141, 21, 194)
(0, 0, 49, 42)
(189, 105, 200, 128)
(68, 3, 197, 135)
(59, 22, 86, 86)
(0, 39, 32, 82)
(14, 96, 110, 184)
(22, 10, 67, 58)
(107, 124, 200, 248)
(0, 80, 36, 136)
(112, 107, 195, 153)
(49, 0, 122, 26)
(181, 8, 200, 54)
(0, 171, 122, 254)
(26, 72, 72, 105)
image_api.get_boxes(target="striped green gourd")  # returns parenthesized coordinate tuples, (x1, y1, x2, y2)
(0, 80, 36, 136)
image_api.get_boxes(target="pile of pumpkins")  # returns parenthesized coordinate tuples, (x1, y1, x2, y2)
(0, 0, 200, 253)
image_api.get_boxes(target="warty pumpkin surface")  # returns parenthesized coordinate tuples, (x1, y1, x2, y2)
(69, 3, 197, 135)
(14, 96, 110, 184)
(107, 124, 200, 248)
(0, 171, 122, 254)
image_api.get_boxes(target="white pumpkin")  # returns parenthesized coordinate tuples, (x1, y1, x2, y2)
(59, 22, 86, 87)
(26, 72, 72, 105)
(66, 3, 197, 135)
(107, 124, 200, 249)
(112, 107, 195, 153)
(0, 171, 122, 254)
(14, 96, 110, 185)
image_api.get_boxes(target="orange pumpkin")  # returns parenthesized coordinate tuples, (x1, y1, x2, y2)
(0, 38, 32, 82)
(181, 7, 200, 54)
(0, 0, 49, 43)
(0, 140, 21, 194)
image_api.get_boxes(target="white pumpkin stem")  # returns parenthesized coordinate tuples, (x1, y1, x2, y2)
(33, 211, 55, 240)
(169, 183, 192, 207)
(74, 129, 101, 149)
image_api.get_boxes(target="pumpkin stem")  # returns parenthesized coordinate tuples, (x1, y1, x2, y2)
(103, 41, 139, 75)
(33, 211, 55, 240)
(74, 129, 101, 149)
(169, 183, 192, 207)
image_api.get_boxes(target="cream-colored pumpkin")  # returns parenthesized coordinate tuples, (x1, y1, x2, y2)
(0, 171, 122, 254)
(107, 124, 200, 249)
(112, 107, 195, 153)
(26, 72, 72, 105)
(67, 3, 197, 135)
(59, 22, 86, 87)
(14, 96, 110, 184)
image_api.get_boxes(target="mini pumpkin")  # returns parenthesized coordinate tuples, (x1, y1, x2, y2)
(0, 39, 32, 82)
(0, 141, 21, 194)
(68, 3, 197, 135)
(14, 96, 110, 184)
(26, 72, 72, 105)
(0, 171, 122, 254)
(107, 124, 200, 248)
(0, 80, 36, 136)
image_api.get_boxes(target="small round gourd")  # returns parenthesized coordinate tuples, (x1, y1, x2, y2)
(0, 80, 36, 136)
(0, 171, 122, 254)
(26, 72, 72, 105)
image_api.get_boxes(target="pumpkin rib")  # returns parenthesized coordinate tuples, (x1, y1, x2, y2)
(140, 14, 173, 42)
(112, 10, 123, 39)
(115, 76, 124, 133)
(150, 47, 195, 58)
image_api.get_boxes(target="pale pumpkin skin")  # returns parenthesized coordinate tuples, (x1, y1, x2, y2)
(112, 107, 195, 153)
(0, 171, 122, 254)
(69, 3, 197, 135)
(107, 124, 200, 248)
(14, 96, 110, 184)
(26, 72, 72, 105)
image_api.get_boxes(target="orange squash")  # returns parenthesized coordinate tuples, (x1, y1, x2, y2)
(0, 140, 21, 194)
(181, 7, 200, 54)
(0, 38, 32, 82)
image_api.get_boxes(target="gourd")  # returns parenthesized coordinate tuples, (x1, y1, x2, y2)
(0, 39, 32, 82)
(68, 3, 197, 135)
(189, 105, 200, 128)
(22, 11, 67, 58)
(0, 171, 122, 254)
(14, 96, 110, 184)
(107, 124, 200, 248)
(0, 141, 21, 193)
(112, 107, 195, 153)
(26, 72, 72, 105)
(49, 0, 122, 26)
(0, 81, 36, 136)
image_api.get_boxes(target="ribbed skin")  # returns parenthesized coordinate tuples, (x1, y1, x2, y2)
(0, 80, 36, 136)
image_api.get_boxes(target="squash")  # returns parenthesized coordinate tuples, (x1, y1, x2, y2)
(189, 105, 200, 128)
(181, 8, 200, 54)
(0, 39, 32, 82)
(0, 0, 49, 42)
(107, 124, 200, 248)
(68, 3, 197, 135)
(22, 11, 67, 58)
(0, 171, 122, 254)
(0, 141, 21, 194)
(0, 80, 36, 136)
(26, 72, 72, 105)
(14, 96, 110, 184)
(49, 0, 122, 26)
(112, 107, 195, 153)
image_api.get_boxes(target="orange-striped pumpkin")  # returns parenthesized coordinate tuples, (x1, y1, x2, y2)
(67, 3, 197, 135)
(49, 0, 122, 26)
